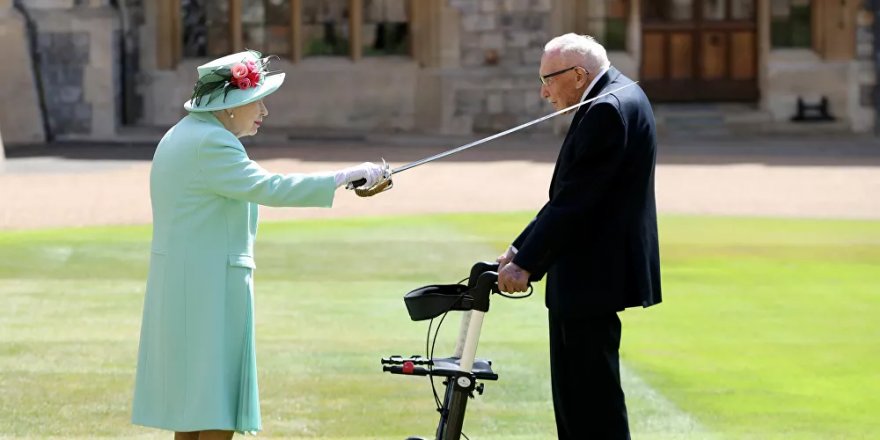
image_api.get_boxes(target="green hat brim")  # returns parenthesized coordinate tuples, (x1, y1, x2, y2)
(184, 72, 285, 112)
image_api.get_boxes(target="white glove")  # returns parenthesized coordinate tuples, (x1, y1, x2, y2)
(334, 162, 387, 188)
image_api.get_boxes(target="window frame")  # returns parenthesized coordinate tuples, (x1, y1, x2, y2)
(770, 0, 813, 49)
(769, 0, 857, 60)
(158, 0, 414, 69)
(573, 0, 632, 52)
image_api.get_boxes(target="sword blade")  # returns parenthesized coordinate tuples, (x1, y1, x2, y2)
(392, 82, 638, 174)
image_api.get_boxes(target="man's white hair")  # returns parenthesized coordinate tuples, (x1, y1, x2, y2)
(544, 33, 611, 74)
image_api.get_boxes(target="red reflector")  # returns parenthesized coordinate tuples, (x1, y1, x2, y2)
(402, 361, 415, 374)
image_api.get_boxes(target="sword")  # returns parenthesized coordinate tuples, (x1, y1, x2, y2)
(350, 81, 639, 196)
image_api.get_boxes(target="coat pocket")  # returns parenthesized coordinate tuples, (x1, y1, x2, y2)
(228, 254, 256, 269)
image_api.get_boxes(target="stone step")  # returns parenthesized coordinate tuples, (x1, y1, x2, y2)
(654, 104, 732, 137)
(653, 103, 852, 137)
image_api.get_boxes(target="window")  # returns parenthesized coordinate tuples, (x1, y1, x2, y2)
(730, 0, 756, 20)
(585, 0, 629, 51)
(771, 0, 812, 48)
(645, 0, 755, 21)
(363, 0, 410, 56)
(242, 0, 292, 56)
(302, 0, 350, 56)
(175, 0, 412, 63)
(182, 0, 231, 57)
(644, 0, 694, 22)
(702, 0, 755, 20)
(703, 0, 727, 20)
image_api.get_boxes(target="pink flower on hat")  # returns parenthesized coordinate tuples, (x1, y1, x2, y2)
(247, 71, 261, 86)
(237, 77, 252, 89)
(188, 51, 274, 108)
(231, 63, 249, 79)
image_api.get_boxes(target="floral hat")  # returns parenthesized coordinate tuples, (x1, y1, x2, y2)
(184, 50, 286, 112)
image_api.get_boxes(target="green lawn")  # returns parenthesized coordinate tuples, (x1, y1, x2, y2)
(0, 214, 878, 439)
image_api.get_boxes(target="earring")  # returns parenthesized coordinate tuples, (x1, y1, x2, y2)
(229, 112, 235, 119)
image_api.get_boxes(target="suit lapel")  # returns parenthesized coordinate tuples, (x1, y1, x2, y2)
(550, 107, 588, 196)
(568, 67, 621, 130)
(582, 67, 622, 110)
(548, 67, 622, 196)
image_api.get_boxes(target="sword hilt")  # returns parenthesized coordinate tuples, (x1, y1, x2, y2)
(349, 167, 398, 188)
(355, 178, 393, 197)
(345, 159, 393, 197)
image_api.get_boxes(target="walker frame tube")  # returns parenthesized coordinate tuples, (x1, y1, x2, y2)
(433, 268, 495, 440)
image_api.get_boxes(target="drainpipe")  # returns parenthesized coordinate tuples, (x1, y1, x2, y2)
(12, 0, 52, 142)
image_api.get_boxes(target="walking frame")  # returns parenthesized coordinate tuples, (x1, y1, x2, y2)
(381, 261, 531, 440)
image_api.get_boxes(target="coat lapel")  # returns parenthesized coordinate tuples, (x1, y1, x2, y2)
(582, 66, 618, 104)
(548, 67, 622, 196)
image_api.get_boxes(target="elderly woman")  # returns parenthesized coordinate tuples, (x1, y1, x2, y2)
(131, 51, 386, 440)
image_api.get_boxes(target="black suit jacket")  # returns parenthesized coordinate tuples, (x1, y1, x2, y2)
(512, 67, 661, 316)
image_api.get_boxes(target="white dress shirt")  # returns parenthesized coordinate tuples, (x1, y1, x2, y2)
(580, 66, 610, 102)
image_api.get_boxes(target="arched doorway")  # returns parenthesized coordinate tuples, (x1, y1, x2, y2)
(640, 0, 758, 101)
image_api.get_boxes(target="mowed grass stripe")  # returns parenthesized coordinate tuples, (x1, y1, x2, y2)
(1, 213, 878, 439)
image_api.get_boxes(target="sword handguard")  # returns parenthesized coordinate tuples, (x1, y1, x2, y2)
(348, 158, 392, 197)
(355, 178, 393, 197)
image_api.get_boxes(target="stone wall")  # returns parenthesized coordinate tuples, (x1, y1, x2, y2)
(37, 30, 92, 134)
(446, 0, 553, 133)
(0, 0, 45, 145)
(756, 1, 872, 133)
(3, 0, 876, 139)
(454, 0, 549, 68)
(138, 56, 420, 130)
(134, 0, 557, 134)
(764, 50, 853, 128)
(18, 1, 121, 140)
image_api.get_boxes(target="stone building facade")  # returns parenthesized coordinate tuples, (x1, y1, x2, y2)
(0, 0, 876, 146)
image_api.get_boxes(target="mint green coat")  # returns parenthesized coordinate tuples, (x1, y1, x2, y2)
(132, 112, 336, 433)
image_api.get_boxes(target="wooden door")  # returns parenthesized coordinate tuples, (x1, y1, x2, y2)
(641, 0, 758, 101)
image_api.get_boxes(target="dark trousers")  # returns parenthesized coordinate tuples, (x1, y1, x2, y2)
(549, 311, 630, 440)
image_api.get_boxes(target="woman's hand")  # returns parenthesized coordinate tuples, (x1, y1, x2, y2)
(334, 162, 388, 188)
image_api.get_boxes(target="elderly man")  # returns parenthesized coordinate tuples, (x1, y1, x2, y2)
(496, 34, 662, 439)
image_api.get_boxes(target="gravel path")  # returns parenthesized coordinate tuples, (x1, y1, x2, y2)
(1, 135, 878, 230)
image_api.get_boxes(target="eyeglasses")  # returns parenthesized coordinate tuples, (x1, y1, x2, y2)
(539, 66, 585, 86)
